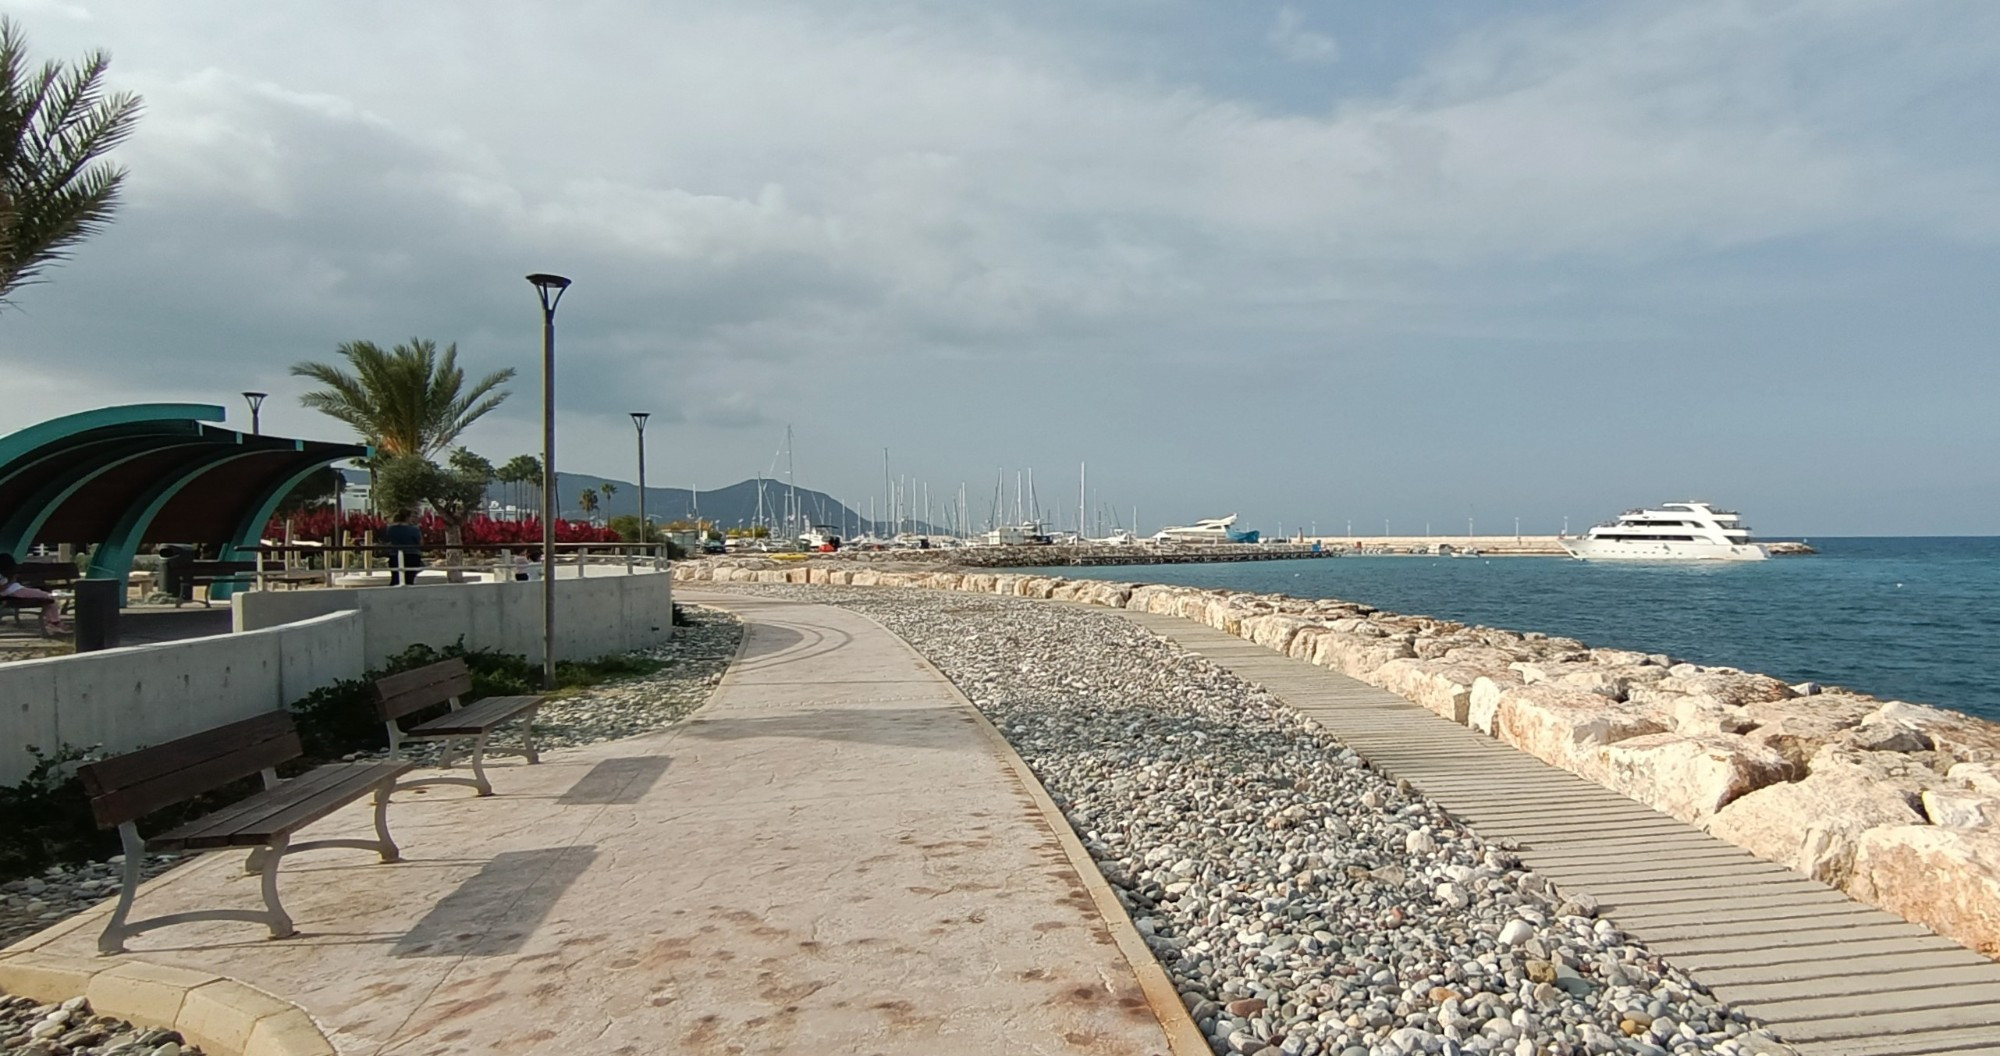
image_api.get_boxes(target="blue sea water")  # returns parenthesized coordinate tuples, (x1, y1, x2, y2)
(1047, 537, 2000, 722)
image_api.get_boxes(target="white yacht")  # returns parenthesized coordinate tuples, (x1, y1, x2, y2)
(1152, 514, 1260, 545)
(1562, 502, 1767, 562)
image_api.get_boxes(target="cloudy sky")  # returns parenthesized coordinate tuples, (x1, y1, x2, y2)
(6, 0, 1998, 535)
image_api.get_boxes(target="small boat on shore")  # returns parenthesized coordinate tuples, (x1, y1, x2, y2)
(1562, 501, 1767, 562)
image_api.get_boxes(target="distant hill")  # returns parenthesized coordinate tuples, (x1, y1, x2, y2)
(552, 473, 941, 537)
(337, 466, 944, 537)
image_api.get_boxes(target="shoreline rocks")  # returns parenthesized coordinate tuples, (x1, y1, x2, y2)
(677, 557, 2000, 957)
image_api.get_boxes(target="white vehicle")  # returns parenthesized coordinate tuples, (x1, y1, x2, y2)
(1561, 502, 1767, 562)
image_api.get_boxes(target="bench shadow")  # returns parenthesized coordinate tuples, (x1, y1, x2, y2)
(392, 846, 596, 958)
(556, 756, 671, 805)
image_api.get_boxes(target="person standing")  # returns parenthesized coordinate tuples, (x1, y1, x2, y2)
(0, 553, 69, 634)
(383, 510, 425, 586)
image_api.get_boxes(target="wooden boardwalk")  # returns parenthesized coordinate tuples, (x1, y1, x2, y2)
(1115, 610, 2000, 1056)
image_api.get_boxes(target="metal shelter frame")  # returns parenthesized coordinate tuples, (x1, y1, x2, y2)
(0, 404, 369, 596)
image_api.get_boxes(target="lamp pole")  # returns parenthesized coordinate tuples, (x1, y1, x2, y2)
(528, 273, 572, 690)
(242, 391, 268, 435)
(630, 411, 650, 563)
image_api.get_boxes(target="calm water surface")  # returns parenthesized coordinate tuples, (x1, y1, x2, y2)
(1047, 537, 2000, 721)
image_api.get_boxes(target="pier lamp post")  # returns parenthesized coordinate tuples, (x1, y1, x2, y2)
(630, 412, 650, 562)
(528, 272, 572, 690)
(241, 391, 268, 435)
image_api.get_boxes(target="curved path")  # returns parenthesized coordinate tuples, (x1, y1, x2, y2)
(1112, 608, 2000, 1056)
(7, 597, 1188, 1055)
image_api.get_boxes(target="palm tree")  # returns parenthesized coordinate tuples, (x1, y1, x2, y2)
(292, 338, 513, 458)
(0, 16, 144, 306)
(599, 481, 617, 515)
(497, 454, 541, 519)
(578, 487, 600, 523)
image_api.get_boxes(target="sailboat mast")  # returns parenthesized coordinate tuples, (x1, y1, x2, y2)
(1078, 462, 1086, 543)
(786, 425, 796, 537)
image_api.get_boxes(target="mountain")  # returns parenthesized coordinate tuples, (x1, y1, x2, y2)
(550, 473, 942, 537)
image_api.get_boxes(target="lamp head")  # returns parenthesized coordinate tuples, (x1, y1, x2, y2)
(630, 411, 651, 430)
(526, 273, 573, 315)
(242, 390, 268, 408)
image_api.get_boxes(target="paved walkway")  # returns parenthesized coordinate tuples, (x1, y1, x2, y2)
(1114, 609, 2000, 1056)
(9, 597, 1181, 1055)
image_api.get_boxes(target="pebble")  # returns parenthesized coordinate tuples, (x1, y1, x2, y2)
(718, 583, 1807, 1056)
(0, 994, 204, 1055)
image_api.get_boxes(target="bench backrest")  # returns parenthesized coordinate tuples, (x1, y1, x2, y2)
(374, 658, 472, 722)
(188, 560, 259, 575)
(76, 711, 302, 829)
(13, 561, 78, 587)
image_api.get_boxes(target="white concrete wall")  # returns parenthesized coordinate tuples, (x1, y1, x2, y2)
(1, 570, 672, 784)
(233, 568, 674, 668)
(0, 612, 365, 784)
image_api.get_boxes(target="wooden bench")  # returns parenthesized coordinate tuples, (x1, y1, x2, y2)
(2, 560, 78, 627)
(375, 658, 544, 797)
(174, 559, 259, 606)
(77, 712, 412, 955)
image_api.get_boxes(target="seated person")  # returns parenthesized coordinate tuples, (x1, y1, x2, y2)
(0, 553, 70, 635)
(383, 510, 425, 586)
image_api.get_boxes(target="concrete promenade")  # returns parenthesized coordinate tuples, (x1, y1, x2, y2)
(1113, 609, 2000, 1056)
(6, 596, 1185, 1055)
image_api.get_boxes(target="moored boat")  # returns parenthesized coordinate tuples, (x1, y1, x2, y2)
(1561, 502, 1766, 562)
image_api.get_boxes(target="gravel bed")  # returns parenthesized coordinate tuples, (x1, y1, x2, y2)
(717, 584, 1799, 1056)
(0, 994, 199, 1054)
(0, 606, 740, 952)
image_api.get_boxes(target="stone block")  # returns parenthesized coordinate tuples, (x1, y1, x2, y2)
(0, 954, 99, 1004)
(1491, 684, 1667, 777)
(1848, 826, 2000, 956)
(88, 961, 221, 1031)
(176, 980, 298, 1056)
(1592, 733, 1794, 823)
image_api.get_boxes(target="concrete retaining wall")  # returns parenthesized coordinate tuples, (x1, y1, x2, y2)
(1, 570, 672, 784)
(0, 612, 365, 783)
(234, 568, 674, 668)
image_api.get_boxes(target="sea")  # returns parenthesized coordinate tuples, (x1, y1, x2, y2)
(1047, 537, 2000, 722)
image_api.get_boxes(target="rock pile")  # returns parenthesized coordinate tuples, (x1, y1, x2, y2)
(719, 583, 1798, 1056)
(678, 559, 2000, 957)
(0, 993, 199, 1055)
(0, 857, 183, 950)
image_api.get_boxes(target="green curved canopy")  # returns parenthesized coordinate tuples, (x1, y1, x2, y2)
(0, 404, 369, 590)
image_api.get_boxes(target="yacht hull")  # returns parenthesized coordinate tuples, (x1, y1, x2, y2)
(1560, 539, 1767, 562)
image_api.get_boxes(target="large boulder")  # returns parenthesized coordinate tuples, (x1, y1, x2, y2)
(1310, 632, 1416, 681)
(1949, 762, 2000, 797)
(1372, 659, 1484, 725)
(1592, 733, 1795, 824)
(1490, 684, 1668, 777)
(1240, 614, 1320, 654)
(1847, 827, 2000, 956)
(1864, 701, 2000, 767)
(1667, 695, 1759, 738)
(1921, 790, 2000, 829)
(1706, 746, 1940, 885)
(1468, 676, 1521, 736)
(1739, 694, 1881, 770)
(1657, 669, 1797, 707)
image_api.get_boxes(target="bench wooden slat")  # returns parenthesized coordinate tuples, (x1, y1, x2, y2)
(79, 712, 301, 828)
(155, 762, 411, 851)
(374, 657, 474, 721)
(409, 695, 542, 737)
(148, 762, 357, 849)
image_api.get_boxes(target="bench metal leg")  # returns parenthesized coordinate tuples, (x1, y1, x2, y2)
(257, 834, 297, 939)
(100, 828, 297, 955)
(521, 708, 541, 765)
(468, 730, 494, 796)
(373, 782, 402, 861)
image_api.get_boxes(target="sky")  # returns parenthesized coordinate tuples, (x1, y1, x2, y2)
(4, 0, 1998, 536)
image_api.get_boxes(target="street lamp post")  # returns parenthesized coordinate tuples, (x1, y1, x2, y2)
(528, 273, 572, 690)
(241, 391, 268, 435)
(630, 412, 650, 565)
